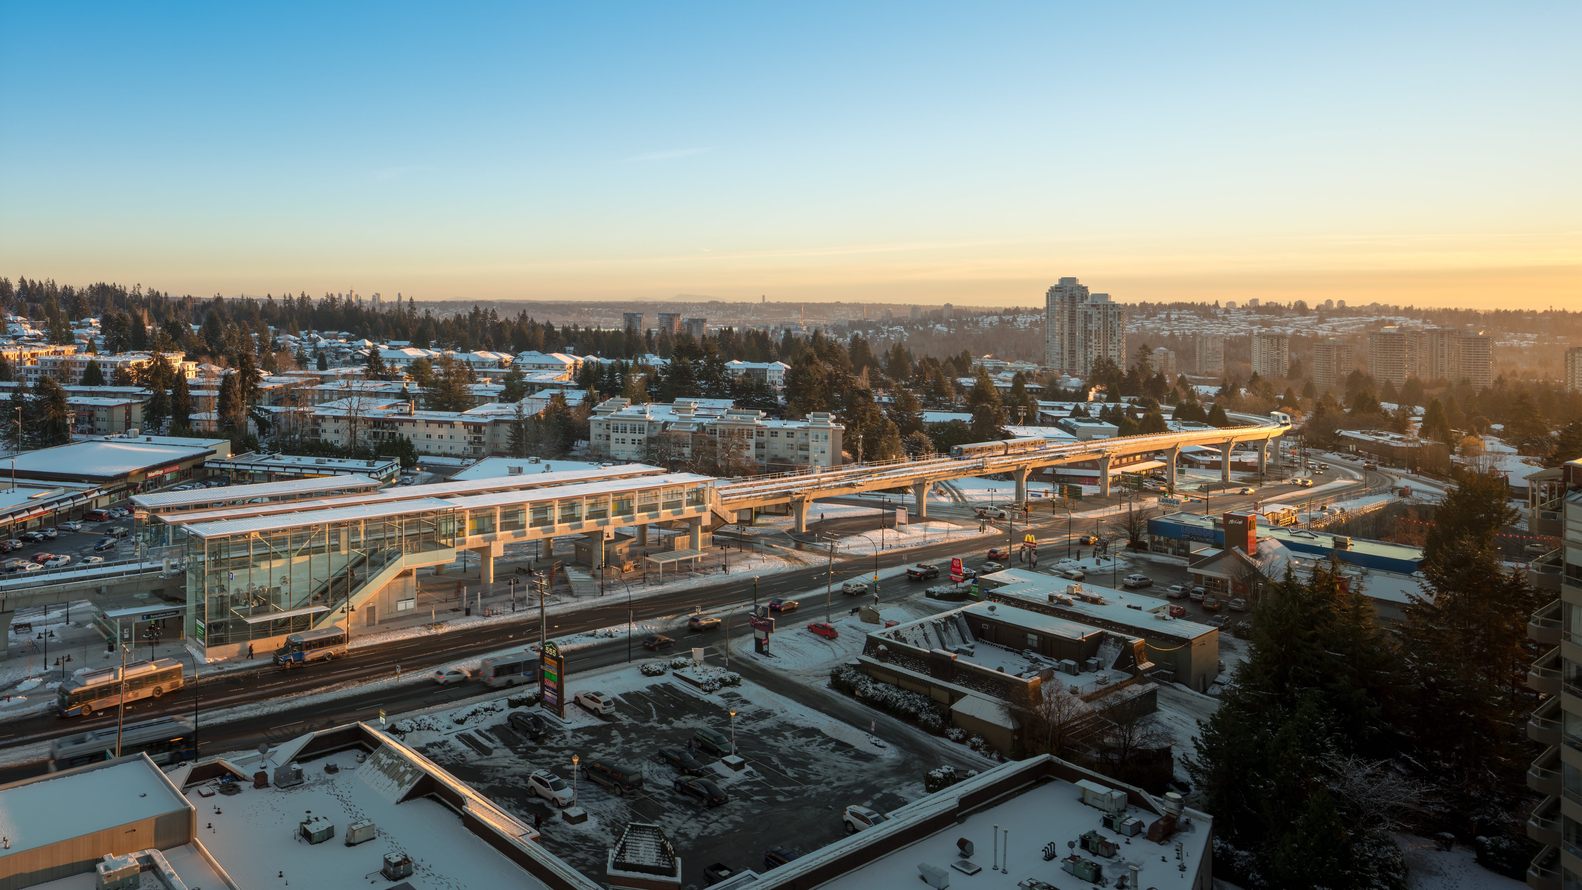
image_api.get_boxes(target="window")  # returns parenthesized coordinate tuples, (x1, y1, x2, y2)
(559, 499, 582, 524)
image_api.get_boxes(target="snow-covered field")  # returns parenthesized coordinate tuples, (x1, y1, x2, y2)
(1398, 834, 1526, 890)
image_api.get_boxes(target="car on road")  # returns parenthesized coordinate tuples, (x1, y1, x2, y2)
(1165, 584, 1190, 600)
(906, 563, 940, 581)
(585, 758, 644, 795)
(808, 622, 839, 640)
(1188, 586, 1206, 602)
(575, 690, 615, 716)
(843, 805, 886, 833)
(655, 747, 708, 776)
(687, 614, 722, 631)
(43, 555, 71, 569)
(1292, 478, 1314, 488)
(692, 727, 733, 757)
(642, 634, 676, 651)
(674, 775, 728, 807)
(1201, 596, 1223, 612)
(980, 560, 1004, 573)
(762, 848, 801, 870)
(1168, 604, 1188, 618)
(82, 556, 104, 565)
(985, 547, 1010, 561)
(1228, 597, 1249, 612)
(1236, 486, 1257, 495)
(1077, 533, 1100, 546)
(528, 769, 576, 807)
(840, 580, 869, 596)
(1121, 573, 1152, 589)
(509, 711, 551, 741)
(768, 597, 799, 613)
(432, 667, 470, 685)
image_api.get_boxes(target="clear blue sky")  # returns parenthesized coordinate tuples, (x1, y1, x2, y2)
(1, 2, 1577, 307)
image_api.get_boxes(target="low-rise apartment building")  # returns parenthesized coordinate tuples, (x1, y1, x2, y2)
(589, 397, 842, 470)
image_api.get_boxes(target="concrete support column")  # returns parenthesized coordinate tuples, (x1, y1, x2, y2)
(1098, 455, 1113, 497)
(913, 481, 932, 521)
(1013, 467, 1030, 506)
(637, 525, 649, 547)
(1166, 447, 1179, 489)
(686, 517, 703, 551)
(1221, 442, 1235, 483)
(540, 538, 554, 561)
(585, 532, 605, 570)
(1257, 441, 1269, 476)
(0, 611, 10, 661)
(476, 547, 495, 587)
(791, 498, 810, 535)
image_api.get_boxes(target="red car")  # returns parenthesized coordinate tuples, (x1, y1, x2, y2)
(808, 622, 839, 640)
(986, 547, 1010, 561)
(1168, 604, 1187, 619)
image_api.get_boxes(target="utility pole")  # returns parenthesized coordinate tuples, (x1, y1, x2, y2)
(114, 619, 127, 757)
(535, 572, 548, 653)
(825, 540, 835, 622)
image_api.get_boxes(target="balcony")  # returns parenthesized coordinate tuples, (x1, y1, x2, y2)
(1531, 648, 1562, 697)
(1528, 796, 1561, 847)
(1528, 845, 1560, 890)
(1530, 746, 1560, 795)
(1530, 549, 1564, 594)
(1532, 600, 1563, 646)
(1530, 697, 1561, 746)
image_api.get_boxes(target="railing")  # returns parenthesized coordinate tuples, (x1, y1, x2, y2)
(1528, 845, 1560, 890)
(1532, 600, 1563, 645)
(1531, 697, 1561, 745)
(1528, 796, 1561, 846)
(1530, 746, 1560, 795)
(1531, 648, 1562, 696)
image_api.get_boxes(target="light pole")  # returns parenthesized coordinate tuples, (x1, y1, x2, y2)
(570, 754, 580, 807)
(626, 583, 633, 664)
(728, 708, 737, 755)
(824, 539, 836, 622)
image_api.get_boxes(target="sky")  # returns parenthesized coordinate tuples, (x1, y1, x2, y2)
(1, 2, 1577, 310)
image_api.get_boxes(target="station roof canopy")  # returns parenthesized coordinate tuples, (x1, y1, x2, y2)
(133, 474, 382, 511)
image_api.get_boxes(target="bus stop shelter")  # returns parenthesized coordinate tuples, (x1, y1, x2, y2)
(644, 548, 705, 582)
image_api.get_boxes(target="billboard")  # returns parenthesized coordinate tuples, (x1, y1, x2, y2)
(540, 641, 566, 719)
(949, 557, 964, 583)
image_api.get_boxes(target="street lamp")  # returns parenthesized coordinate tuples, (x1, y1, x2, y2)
(570, 754, 580, 807)
(728, 708, 737, 755)
(54, 653, 71, 680)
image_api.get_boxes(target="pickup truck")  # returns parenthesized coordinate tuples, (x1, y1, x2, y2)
(906, 563, 940, 581)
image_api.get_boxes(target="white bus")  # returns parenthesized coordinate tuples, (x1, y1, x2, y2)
(57, 658, 186, 718)
(274, 628, 348, 668)
(51, 716, 196, 770)
(479, 651, 538, 688)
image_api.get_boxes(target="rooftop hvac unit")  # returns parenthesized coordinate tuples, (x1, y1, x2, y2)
(1058, 659, 1080, 675)
(917, 862, 951, 889)
(95, 854, 140, 890)
(1061, 854, 1104, 883)
(274, 762, 304, 788)
(382, 852, 415, 881)
(298, 815, 335, 845)
(345, 819, 378, 846)
(507, 466, 522, 476)
(1102, 812, 1145, 837)
(1083, 657, 1100, 672)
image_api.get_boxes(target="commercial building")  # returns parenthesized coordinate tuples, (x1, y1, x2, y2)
(1566, 347, 1582, 393)
(1368, 328, 1414, 388)
(1311, 340, 1354, 391)
(1249, 332, 1290, 379)
(589, 397, 842, 470)
(1336, 428, 1452, 475)
(202, 452, 402, 483)
(1043, 277, 1126, 377)
(6, 433, 231, 490)
(1193, 334, 1225, 375)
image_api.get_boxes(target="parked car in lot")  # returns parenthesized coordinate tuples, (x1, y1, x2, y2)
(508, 711, 551, 741)
(907, 563, 940, 581)
(43, 555, 71, 569)
(105, 526, 129, 539)
(30, 552, 56, 563)
(655, 747, 707, 776)
(40, 528, 57, 540)
(0, 540, 16, 553)
(83, 509, 110, 522)
(1054, 566, 1086, 580)
(528, 769, 576, 807)
(674, 775, 728, 807)
(1228, 597, 1249, 612)
(82, 555, 104, 565)
(641, 634, 675, 651)
(575, 690, 615, 716)
(762, 848, 801, 870)
(1121, 573, 1152, 589)
(93, 538, 117, 552)
(692, 727, 733, 757)
(585, 758, 644, 795)
(1188, 586, 1206, 602)
(1202, 596, 1223, 612)
(840, 580, 869, 596)
(1, 558, 29, 573)
(432, 668, 470, 685)
(843, 805, 886, 833)
(18, 531, 43, 544)
(1165, 584, 1189, 600)
(58, 520, 83, 532)
(1168, 604, 1188, 619)
(703, 863, 739, 886)
(807, 622, 839, 640)
(687, 614, 721, 632)
(768, 598, 799, 613)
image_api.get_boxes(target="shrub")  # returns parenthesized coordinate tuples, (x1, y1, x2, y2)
(829, 664, 950, 735)
(640, 662, 668, 677)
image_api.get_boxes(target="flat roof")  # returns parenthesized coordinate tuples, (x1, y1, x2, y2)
(207, 452, 399, 471)
(452, 457, 613, 481)
(1154, 511, 1424, 564)
(0, 755, 189, 858)
(10, 439, 218, 481)
(446, 472, 712, 510)
(185, 496, 454, 538)
(133, 474, 382, 510)
(981, 569, 1218, 639)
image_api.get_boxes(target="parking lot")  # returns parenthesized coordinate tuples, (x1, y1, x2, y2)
(403, 664, 969, 885)
(1, 513, 138, 576)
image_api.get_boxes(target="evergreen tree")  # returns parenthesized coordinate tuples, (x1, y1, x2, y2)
(316, 351, 329, 371)
(0, 354, 12, 382)
(79, 359, 105, 387)
(1206, 402, 1231, 427)
(422, 356, 475, 412)
(34, 378, 72, 445)
(5, 382, 26, 449)
(500, 365, 528, 403)
(216, 372, 245, 435)
(966, 369, 1007, 441)
(170, 374, 192, 433)
(365, 347, 391, 381)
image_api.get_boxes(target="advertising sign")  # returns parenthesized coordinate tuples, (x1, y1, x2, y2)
(949, 557, 964, 583)
(540, 641, 566, 719)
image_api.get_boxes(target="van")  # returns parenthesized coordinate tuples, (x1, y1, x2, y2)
(585, 758, 644, 795)
(84, 510, 110, 522)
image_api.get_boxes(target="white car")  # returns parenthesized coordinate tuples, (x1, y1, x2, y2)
(44, 555, 72, 568)
(432, 668, 470, 685)
(840, 580, 869, 596)
(575, 690, 615, 716)
(528, 769, 575, 807)
(843, 804, 886, 834)
(58, 521, 83, 532)
(1121, 573, 1152, 589)
(82, 556, 104, 565)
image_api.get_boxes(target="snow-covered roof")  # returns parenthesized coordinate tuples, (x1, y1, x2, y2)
(982, 569, 1218, 639)
(184, 496, 455, 538)
(452, 457, 610, 481)
(0, 755, 190, 858)
(10, 437, 222, 481)
(133, 474, 383, 511)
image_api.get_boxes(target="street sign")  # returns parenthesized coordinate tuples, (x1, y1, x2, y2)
(949, 557, 964, 583)
(540, 641, 566, 719)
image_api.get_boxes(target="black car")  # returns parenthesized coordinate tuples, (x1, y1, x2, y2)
(93, 538, 116, 552)
(763, 847, 800, 870)
(905, 563, 940, 581)
(674, 775, 728, 807)
(509, 711, 550, 741)
(585, 758, 645, 796)
(655, 747, 707, 776)
(691, 727, 733, 757)
(703, 863, 739, 886)
(641, 634, 675, 652)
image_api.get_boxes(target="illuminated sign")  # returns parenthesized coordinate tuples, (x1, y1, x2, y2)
(540, 641, 566, 719)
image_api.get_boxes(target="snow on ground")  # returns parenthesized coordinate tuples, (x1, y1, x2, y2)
(826, 520, 969, 553)
(1397, 834, 1525, 890)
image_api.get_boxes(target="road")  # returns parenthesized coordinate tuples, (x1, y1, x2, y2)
(0, 453, 1384, 778)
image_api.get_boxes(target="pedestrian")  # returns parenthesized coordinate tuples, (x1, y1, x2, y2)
(246, 644, 253, 659)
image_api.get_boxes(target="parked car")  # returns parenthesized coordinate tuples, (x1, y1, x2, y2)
(807, 622, 839, 640)
(30, 552, 55, 563)
(840, 580, 869, 596)
(575, 691, 615, 716)
(985, 546, 1010, 561)
(83, 510, 110, 522)
(655, 747, 707, 776)
(1121, 573, 1152, 589)
(432, 668, 470, 685)
(105, 526, 129, 539)
(1165, 584, 1189, 600)
(843, 805, 886, 833)
(1188, 586, 1206, 602)
(93, 538, 117, 552)
(585, 758, 644, 795)
(1202, 596, 1223, 612)
(1, 558, 29, 573)
(43, 555, 71, 569)
(18, 531, 43, 544)
(703, 863, 739, 886)
(687, 614, 722, 632)
(641, 634, 676, 651)
(1168, 604, 1188, 618)
(1055, 566, 1086, 581)
(674, 775, 728, 807)
(18, 561, 41, 572)
(82, 556, 104, 565)
(0, 540, 15, 553)
(768, 598, 799, 613)
(907, 563, 940, 581)
(1228, 597, 1249, 612)
(762, 848, 801, 870)
(58, 520, 82, 532)
(692, 727, 733, 757)
(509, 711, 551, 741)
(528, 769, 576, 807)
(40, 528, 58, 540)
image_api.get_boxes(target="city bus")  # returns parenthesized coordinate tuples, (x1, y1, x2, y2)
(50, 716, 196, 770)
(274, 627, 348, 668)
(479, 650, 538, 688)
(57, 658, 186, 718)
